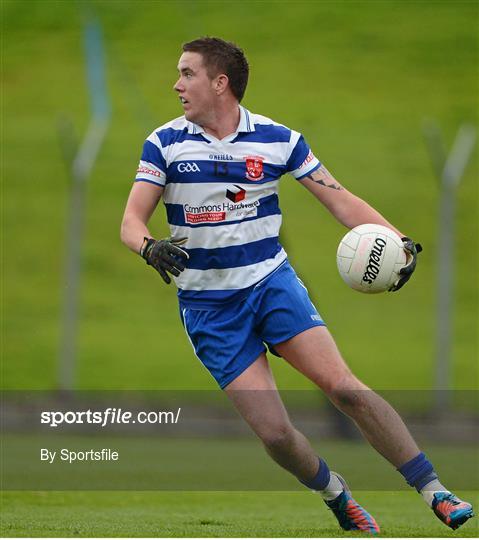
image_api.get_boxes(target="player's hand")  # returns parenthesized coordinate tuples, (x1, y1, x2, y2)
(389, 237, 423, 292)
(140, 237, 189, 284)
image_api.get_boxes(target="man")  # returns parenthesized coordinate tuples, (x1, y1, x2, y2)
(121, 37, 473, 533)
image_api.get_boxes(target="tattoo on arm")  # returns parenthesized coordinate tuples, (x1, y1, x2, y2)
(307, 164, 343, 190)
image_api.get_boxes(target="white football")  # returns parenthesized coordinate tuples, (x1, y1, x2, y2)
(336, 224, 407, 293)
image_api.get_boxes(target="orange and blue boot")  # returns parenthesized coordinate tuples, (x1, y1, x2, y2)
(325, 473, 380, 534)
(432, 492, 474, 530)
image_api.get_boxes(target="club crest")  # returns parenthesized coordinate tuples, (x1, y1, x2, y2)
(244, 155, 265, 181)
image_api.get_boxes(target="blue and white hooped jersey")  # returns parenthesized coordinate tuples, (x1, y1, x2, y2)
(135, 106, 321, 308)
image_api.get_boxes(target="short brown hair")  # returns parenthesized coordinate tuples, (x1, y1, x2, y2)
(182, 37, 249, 102)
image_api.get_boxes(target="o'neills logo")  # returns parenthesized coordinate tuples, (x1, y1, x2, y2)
(362, 237, 387, 284)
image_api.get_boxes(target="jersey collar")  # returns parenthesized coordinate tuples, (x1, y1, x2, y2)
(186, 106, 255, 135)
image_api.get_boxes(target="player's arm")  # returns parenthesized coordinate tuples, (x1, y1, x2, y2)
(299, 165, 405, 237)
(121, 181, 164, 254)
(299, 165, 422, 291)
(121, 182, 188, 284)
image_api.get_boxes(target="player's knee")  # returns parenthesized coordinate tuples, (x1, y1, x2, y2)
(326, 376, 370, 414)
(330, 388, 365, 413)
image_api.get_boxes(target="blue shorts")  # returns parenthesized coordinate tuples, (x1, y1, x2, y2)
(179, 261, 326, 389)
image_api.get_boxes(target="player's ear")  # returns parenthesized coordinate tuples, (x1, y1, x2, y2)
(214, 74, 229, 96)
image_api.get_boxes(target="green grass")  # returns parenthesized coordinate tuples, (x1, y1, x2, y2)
(1, 490, 478, 537)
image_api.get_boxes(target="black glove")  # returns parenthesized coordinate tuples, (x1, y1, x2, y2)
(140, 237, 189, 284)
(389, 237, 423, 292)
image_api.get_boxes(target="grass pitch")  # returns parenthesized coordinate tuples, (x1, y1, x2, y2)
(1, 490, 477, 537)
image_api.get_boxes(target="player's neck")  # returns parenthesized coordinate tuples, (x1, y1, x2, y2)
(202, 102, 240, 140)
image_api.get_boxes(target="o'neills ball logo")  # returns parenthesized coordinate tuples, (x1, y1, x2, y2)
(362, 237, 387, 284)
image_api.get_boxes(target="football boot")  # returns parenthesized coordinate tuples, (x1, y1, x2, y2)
(432, 491, 474, 530)
(325, 472, 380, 534)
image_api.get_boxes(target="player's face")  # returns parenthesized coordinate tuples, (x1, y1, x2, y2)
(174, 52, 218, 124)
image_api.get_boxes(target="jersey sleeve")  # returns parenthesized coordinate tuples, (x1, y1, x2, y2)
(285, 131, 321, 180)
(135, 132, 167, 187)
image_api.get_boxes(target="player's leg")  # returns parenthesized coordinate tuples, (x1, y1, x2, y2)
(181, 299, 326, 485)
(224, 351, 379, 533)
(274, 326, 420, 467)
(274, 326, 474, 530)
(224, 352, 319, 482)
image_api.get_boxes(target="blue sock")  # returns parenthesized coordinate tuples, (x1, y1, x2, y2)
(398, 452, 438, 492)
(299, 457, 331, 491)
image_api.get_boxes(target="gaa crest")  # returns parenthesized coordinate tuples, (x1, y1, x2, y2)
(244, 155, 264, 181)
